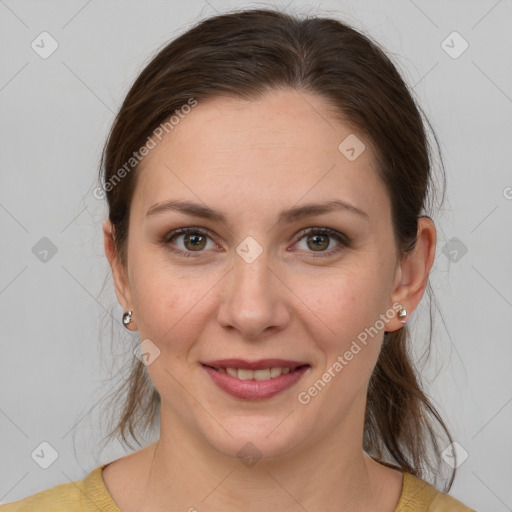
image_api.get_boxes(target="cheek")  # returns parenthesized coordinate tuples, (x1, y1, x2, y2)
(129, 256, 219, 353)
(292, 272, 386, 428)
(294, 265, 389, 401)
(298, 263, 386, 339)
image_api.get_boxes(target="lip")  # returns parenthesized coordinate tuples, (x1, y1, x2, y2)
(201, 359, 309, 370)
(202, 364, 310, 400)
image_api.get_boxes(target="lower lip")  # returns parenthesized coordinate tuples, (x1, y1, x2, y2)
(202, 365, 310, 400)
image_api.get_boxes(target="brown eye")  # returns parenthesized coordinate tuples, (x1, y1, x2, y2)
(163, 228, 217, 257)
(182, 232, 207, 251)
(294, 227, 349, 257)
(306, 233, 329, 251)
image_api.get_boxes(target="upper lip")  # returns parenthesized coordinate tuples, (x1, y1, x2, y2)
(201, 359, 310, 370)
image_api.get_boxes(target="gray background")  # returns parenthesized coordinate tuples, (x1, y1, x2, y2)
(1, 0, 511, 510)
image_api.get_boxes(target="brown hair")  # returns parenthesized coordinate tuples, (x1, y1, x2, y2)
(99, 7, 456, 491)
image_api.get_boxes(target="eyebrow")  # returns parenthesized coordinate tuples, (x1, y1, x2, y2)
(146, 198, 369, 225)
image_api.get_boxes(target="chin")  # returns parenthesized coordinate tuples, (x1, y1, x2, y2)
(201, 419, 304, 465)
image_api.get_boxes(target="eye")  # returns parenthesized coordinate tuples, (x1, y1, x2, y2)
(162, 227, 218, 257)
(293, 227, 348, 258)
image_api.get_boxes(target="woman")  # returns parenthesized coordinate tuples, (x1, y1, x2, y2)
(1, 7, 477, 511)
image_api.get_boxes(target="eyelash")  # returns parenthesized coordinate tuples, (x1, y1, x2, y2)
(162, 227, 349, 259)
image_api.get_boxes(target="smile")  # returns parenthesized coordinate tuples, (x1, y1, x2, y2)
(202, 364, 310, 400)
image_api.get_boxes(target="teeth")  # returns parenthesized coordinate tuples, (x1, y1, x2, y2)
(219, 367, 295, 380)
(226, 367, 238, 378)
(270, 367, 282, 378)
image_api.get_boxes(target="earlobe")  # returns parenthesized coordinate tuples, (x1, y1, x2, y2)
(386, 216, 437, 332)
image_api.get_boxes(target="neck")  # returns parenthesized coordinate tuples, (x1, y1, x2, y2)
(136, 401, 392, 511)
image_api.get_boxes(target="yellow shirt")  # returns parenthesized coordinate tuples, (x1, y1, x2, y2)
(0, 464, 478, 511)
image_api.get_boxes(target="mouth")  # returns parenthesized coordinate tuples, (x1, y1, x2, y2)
(201, 364, 310, 381)
(201, 360, 311, 400)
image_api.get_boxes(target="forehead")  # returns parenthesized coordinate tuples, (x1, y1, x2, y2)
(134, 88, 388, 223)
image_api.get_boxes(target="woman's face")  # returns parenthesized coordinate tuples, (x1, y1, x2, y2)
(112, 88, 406, 460)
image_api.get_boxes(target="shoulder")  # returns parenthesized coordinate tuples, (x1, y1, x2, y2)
(395, 472, 478, 512)
(0, 465, 120, 512)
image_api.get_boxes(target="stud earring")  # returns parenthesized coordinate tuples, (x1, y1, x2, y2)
(122, 310, 133, 328)
(397, 308, 407, 324)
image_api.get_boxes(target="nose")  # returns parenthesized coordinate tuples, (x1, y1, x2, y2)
(216, 249, 291, 340)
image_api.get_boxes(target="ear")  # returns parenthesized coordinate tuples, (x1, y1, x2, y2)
(103, 219, 138, 331)
(385, 216, 437, 332)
